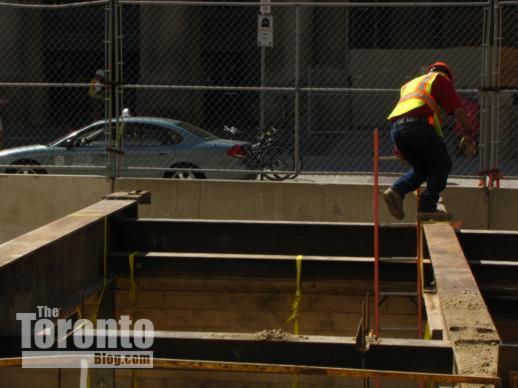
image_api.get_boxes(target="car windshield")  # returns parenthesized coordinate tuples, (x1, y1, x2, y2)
(176, 121, 217, 141)
(48, 131, 80, 147)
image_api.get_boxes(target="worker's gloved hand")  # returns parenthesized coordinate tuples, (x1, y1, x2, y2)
(459, 135, 476, 157)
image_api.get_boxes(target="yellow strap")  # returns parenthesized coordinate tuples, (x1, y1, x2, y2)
(132, 370, 138, 388)
(128, 252, 139, 324)
(84, 217, 108, 388)
(285, 255, 303, 388)
(424, 323, 435, 386)
(90, 217, 108, 323)
(291, 374, 300, 388)
(285, 255, 303, 335)
(128, 252, 140, 388)
(419, 225, 424, 292)
(424, 321, 431, 340)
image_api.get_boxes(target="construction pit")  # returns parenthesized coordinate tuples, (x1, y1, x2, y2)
(0, 191, 517, 387)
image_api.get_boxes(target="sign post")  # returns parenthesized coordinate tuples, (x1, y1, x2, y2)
(258, 2, 273, 130)
(257, 14, 274, 48)
(260, 0, 271, 15)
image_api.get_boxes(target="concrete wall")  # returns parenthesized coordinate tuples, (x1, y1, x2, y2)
(0, 174, 111, 243)
(0, 174, 516, 245)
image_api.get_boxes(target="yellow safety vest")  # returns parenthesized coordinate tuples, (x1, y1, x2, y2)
(387, 72, 444, 137)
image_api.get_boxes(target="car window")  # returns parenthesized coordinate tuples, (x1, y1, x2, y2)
(124, 124, 181, 146)
(73, 125, 105, 147)
(175, 121, 217, 141)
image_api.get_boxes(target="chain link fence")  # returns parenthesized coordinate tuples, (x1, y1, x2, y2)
(0, 0, 515, 180)
(0, 0, 108, 174)
(496, 1, 518, 176)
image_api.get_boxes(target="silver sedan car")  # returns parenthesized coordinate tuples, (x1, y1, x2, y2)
(0, 117, 255, 180)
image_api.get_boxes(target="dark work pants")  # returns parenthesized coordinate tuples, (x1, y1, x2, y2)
(390, 120, 452, 212)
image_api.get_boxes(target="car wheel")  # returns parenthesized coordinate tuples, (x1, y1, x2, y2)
(171, 170, 197, 179)
(7, 160, 47, 175)
(164, 163, 205, 180)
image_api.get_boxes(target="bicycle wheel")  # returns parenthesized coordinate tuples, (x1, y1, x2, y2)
(276, 154, 302, 180)
(260, 145, 299, 181)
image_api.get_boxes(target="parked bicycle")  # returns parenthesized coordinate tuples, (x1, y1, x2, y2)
(223, 126, 302, 181)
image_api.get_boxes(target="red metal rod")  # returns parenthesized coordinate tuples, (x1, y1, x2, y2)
(416, 189, 423, 340)
(373, 128, 380, 338)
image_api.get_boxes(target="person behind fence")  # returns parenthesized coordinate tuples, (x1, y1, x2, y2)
(88, 69, 106, 120)
(383, 61, 476, 221)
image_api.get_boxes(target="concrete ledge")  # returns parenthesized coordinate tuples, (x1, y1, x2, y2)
(0, 174, 111, 243)
(490, 188, 518, 230)
(115, 178, 491, 229)
(0, 174, 515, 244)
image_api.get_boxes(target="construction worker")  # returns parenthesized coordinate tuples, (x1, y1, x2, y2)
(88, 69, 106, 121)
(383, 61, 476, 221)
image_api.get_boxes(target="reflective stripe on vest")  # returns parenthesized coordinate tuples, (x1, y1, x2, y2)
(388, 73, 444, 137)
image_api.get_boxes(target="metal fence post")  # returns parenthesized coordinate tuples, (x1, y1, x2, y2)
(105, 0, 113, 179)
(490, 1, 502, 171)
(106, 0, 122, 180)
(479, 1, 493, 174)
(294, 4, 300, 174)
(114, 0, 123, 178)
(260, 47, 266, 130)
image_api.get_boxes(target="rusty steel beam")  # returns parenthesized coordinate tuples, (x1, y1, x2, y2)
(109, 219, 418, 257)
(0, 330, 454, 374)
(458, 230, 518, 262)
(104, 190, 151, 204)
(499, 344, 518, 388)
(108, 252, 433, 285)
(0, 356, 501, 386)
(107, 251, 518, 294)
(0, 197, 138, 336)
(151, 358, 499, 385)
(423, 223, 501, 384)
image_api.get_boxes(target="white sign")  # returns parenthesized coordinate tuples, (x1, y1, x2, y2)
(257, 14, 274, 47)
(17, 306, 155, 369)
(260, 0, 271, 14)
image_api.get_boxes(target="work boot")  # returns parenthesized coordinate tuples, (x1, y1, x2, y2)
(383, 188, 404, 220)
(417, 210, 453, 222)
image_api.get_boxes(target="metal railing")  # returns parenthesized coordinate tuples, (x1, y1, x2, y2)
(0, 0, 516, 180)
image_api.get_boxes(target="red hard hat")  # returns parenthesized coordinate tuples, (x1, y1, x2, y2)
(426, 61, 453, 81)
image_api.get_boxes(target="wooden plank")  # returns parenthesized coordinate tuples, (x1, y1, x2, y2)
(423, 223, 500, 382)
(117, 368, 350, 383)
(423, 292, 445, 340)
(115, 376, 413, 388)
(112, 307, 418, 336)
(115, 369, 418, 388)
(0, 368, 59, 388)
(113, 290, 417, 316)
(511, 370, 518, 388)
(115, 277, 416, 295)
(115, 376, 362, 388)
